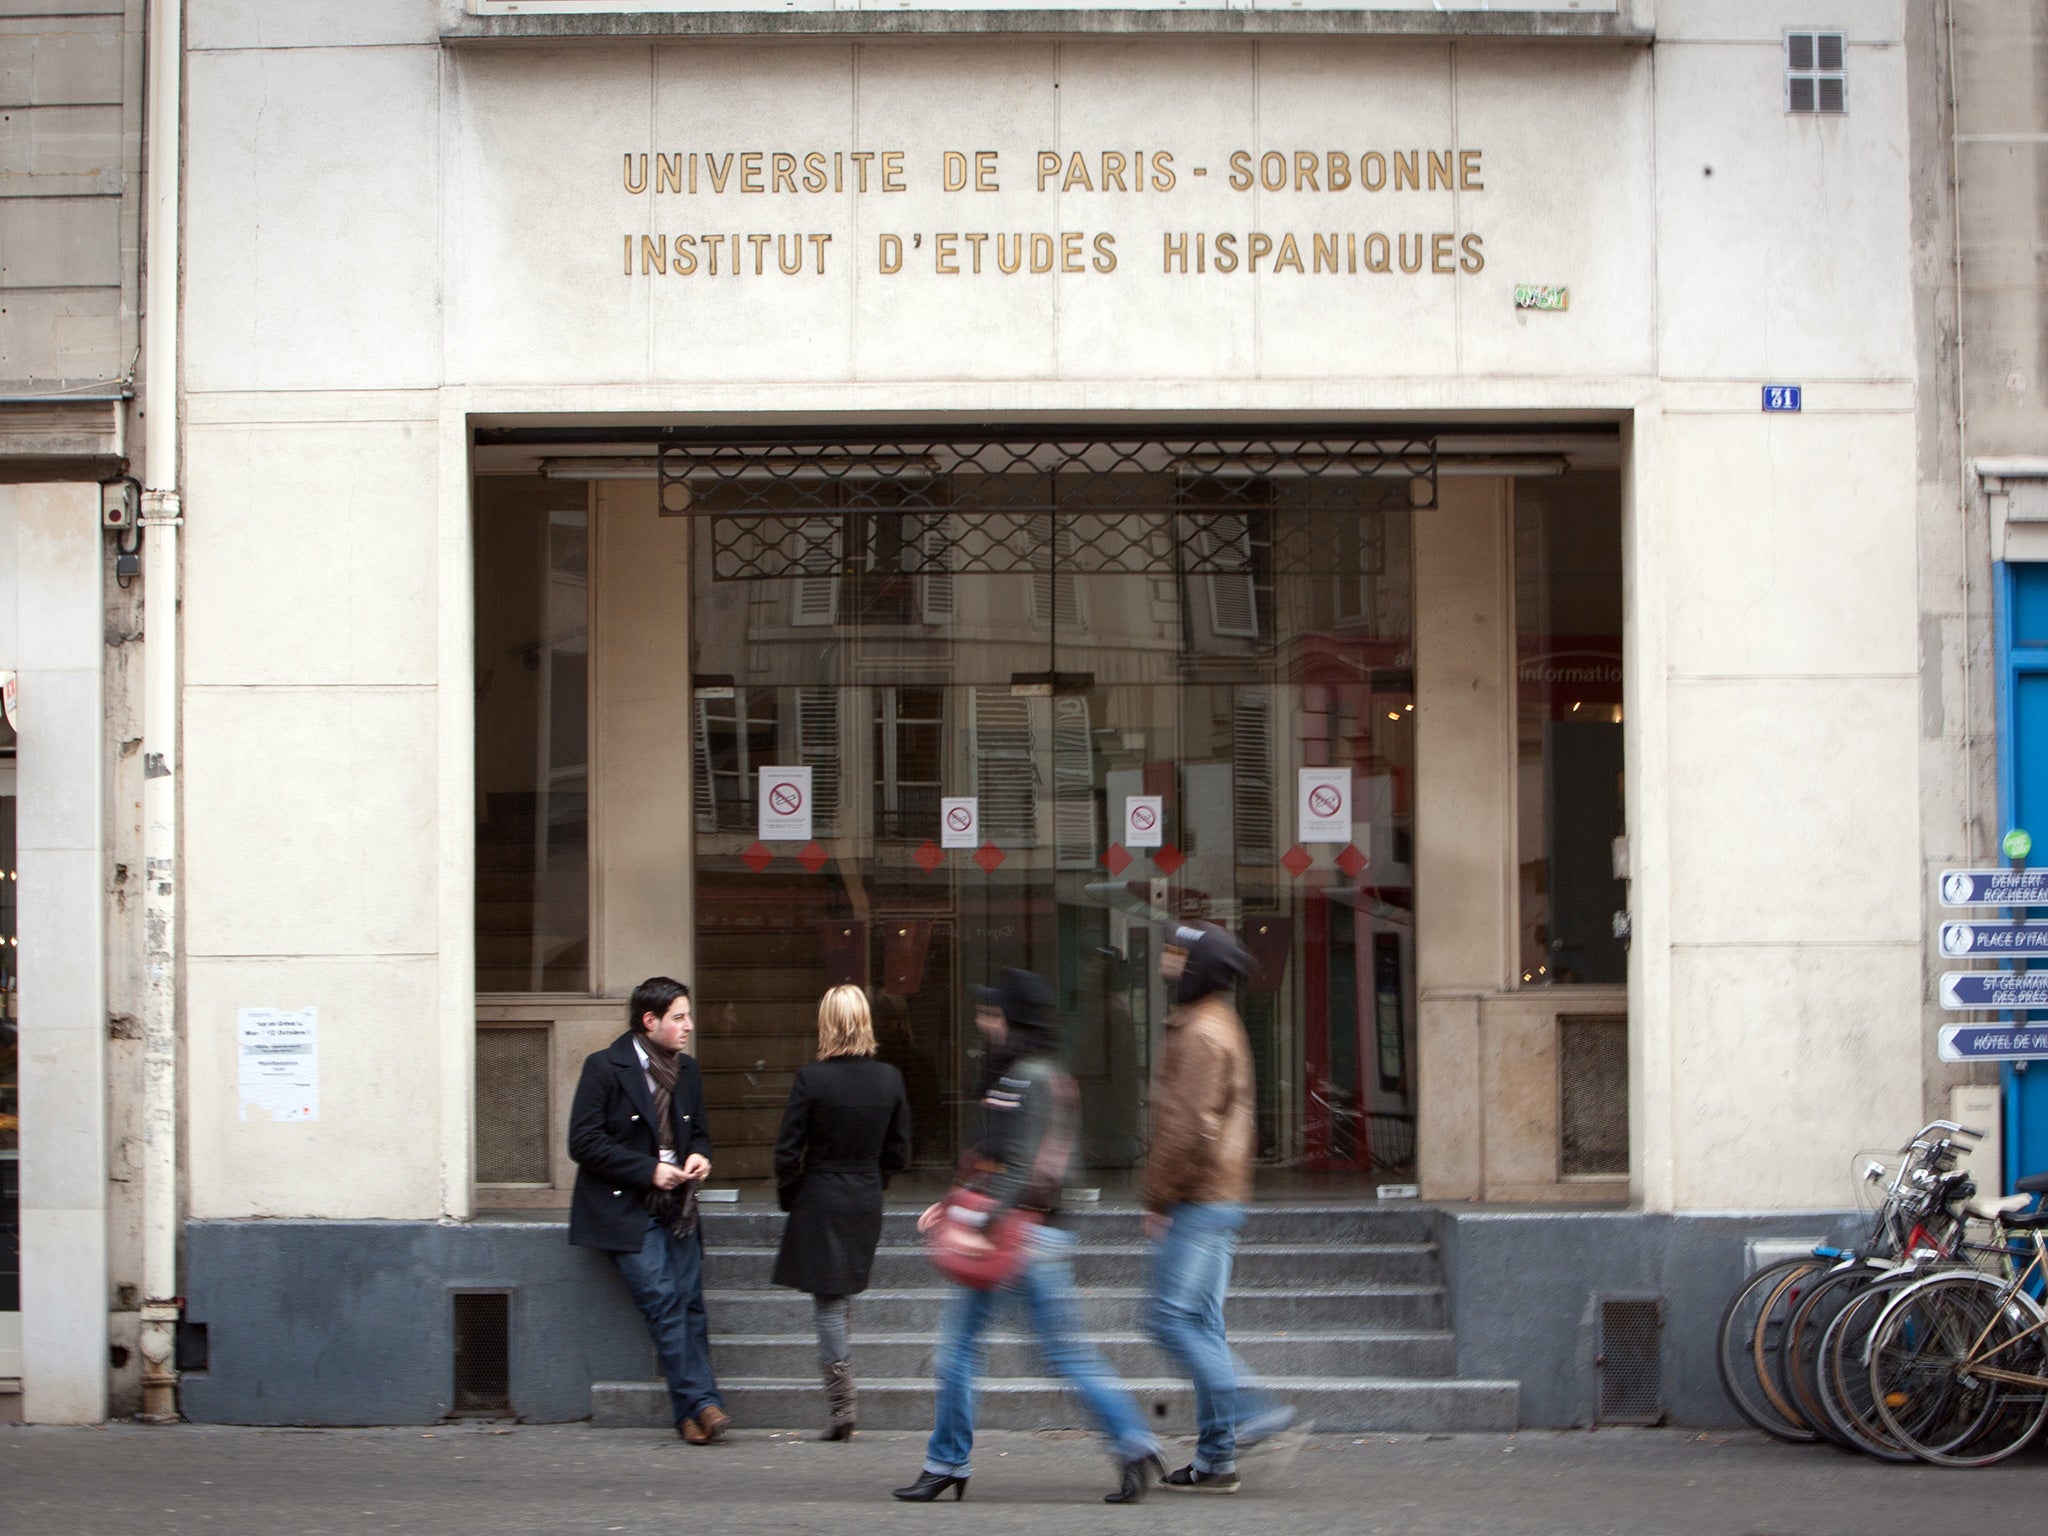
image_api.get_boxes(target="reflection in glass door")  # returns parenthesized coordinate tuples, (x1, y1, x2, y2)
(684, 432, 1419, 1190)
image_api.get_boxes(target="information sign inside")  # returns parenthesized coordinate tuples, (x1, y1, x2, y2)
(1938, 1024, 2048, 1063)
(940, 797, 979, 850)
(1940, 970, 2048, 1011)
(1938, 869, 2048, 907)
(758, 765, 813, 841)
(1125, 795, 1164, 849)
(1298, 767, 1353, 843)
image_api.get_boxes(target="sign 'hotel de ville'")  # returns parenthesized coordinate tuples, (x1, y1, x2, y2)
(10, 0, 2046, 1447)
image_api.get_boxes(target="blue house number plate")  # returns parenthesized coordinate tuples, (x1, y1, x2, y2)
(1762, 385, 1803, 412)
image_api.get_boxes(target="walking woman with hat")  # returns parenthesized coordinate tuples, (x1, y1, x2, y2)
(772, 983, 913, 1440)
(891, 969, 1165, 1505)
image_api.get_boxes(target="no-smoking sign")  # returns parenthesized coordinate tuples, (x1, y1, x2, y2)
(1298, 767, 1351, 842)
(759, 765, 814, 842)
(940, 796, 979, 849)
(1125, 795, 1165, 849)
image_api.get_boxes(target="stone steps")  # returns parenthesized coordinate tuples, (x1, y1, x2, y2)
(593, 1375, 1521, 1435)
(591, 1205, 1516, 1435)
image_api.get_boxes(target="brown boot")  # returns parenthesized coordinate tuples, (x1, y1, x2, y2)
(819, 1359, 856, 1441)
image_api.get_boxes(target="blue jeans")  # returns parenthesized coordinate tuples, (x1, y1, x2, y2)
(611, 1215, 722, 1426)
(1146, 1201, 1285, 1475)
(924, 1226, 1161, 1477)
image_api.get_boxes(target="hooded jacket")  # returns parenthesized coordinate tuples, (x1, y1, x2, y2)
(1143, 923, 1256, 1212)
(968, 970, 1077, 1220)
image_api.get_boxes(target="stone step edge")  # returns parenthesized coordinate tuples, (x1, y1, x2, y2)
(596, 1376, 1520, 1394)
(703, 1284, 1445, 1302)
(706, 1329, 1454, 1346)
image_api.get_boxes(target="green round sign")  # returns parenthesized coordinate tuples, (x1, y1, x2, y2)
(2005, 828, 2033, 861)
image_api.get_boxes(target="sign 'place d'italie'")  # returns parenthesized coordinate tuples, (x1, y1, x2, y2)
(621, 145, 1488, 279)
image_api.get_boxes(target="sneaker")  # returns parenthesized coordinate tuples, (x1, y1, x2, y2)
(1235, 1403, 1300, 1452)
(1160, 1464, 1240, 1495)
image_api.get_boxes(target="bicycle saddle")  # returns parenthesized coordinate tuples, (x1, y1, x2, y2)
(2016, 1171, 2048, 1195)
(1967, 1193, 2033, 1220)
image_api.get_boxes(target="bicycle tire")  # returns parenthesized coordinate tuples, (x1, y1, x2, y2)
(1715, 1256, 1823, 1442)
(1815, 1271, 1922, 1462)
(1869, 1272, 2048, 1468)
(1751, 1261, 1826, 1434)
(1779, 1262, 1877, 1453)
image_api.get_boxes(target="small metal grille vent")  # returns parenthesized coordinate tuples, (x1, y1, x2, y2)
(1595, 1296, 1663, 1425)
(452, 1292, 511, 1416)
(1786, 30, 1847, 115)
(1559, 1015, 1628, 1176)
(476, 1026, 551, 1185)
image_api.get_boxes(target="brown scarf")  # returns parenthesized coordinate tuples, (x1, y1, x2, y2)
(641, 1036, 680, 1159)
(640, 1038, 698, 1236)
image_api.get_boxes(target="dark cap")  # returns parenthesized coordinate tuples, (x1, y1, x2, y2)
(971, 968, 1055, 1030)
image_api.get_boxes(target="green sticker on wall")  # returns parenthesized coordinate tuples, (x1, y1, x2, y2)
(2005, 828, 2033, 861)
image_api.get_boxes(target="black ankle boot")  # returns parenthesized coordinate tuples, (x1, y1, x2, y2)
(1104, 1453, 1164, 1504)
(893, 1471, 968, 1502)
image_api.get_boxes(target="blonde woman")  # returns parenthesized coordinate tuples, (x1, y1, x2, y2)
(772, 983, 913, 1439)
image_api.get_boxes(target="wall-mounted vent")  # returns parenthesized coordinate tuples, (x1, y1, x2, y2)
(452, 1292, 512, 1416)
(1595, 1295, 1663, 1425)
(1786, 31, 1846, 114)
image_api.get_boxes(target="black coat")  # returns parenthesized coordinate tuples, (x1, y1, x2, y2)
(771, 1057, 912, 1296)
(567, 1031, 713, 1253)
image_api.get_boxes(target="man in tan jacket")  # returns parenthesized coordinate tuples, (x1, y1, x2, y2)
(1142, 921, 1294, 1494)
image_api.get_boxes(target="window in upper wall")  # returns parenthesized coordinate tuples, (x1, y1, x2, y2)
(1786, 30, 1847, 114)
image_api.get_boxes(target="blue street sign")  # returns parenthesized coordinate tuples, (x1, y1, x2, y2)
(1941, 970, 2048, 1010)
(1939, 921, 2048, 956)
(1939, 1024, 2048, 1063)
(1762, 385, 1803, 412)
(1938, 868, 2048, 907)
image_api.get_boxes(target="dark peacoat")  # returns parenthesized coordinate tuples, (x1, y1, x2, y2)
(771, 1056, 912, 1296)
(566, 1030, 712, 1253)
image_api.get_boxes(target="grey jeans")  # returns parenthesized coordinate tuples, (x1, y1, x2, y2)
(814, 1294, 850, 1366)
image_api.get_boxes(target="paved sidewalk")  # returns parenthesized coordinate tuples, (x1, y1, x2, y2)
(5, 1422, 2042, 1536)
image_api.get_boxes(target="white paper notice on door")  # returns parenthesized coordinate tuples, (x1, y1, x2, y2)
(1298, 767, 1353, 843)
(940, 797, 979, 849)
(758, 765, 814, 841)
(238, 1007, 319, 1123)
(1124, 795, 1165, 849)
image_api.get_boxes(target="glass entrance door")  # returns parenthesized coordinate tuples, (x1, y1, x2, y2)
(683, 431, 1417, 1191)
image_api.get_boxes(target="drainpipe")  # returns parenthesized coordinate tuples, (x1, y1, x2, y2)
(136, 0, 184, 1424)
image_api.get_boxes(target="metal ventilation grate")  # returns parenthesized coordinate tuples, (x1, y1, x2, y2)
(452, 1292, 512, 1416)
(1595, 1295, 1663, 1425)
(644, 428, 1436, 581)
(475, 1026, 551, 1185)
(1559, 1014, 1628, 1176)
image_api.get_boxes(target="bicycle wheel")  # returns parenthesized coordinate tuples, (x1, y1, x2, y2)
(1870, 1273, 2048, 1467)
(1716, 1257, 1823, 1442)
(1815, 1271, 1922, 1462)
(1780, 1263, 1877, 1453)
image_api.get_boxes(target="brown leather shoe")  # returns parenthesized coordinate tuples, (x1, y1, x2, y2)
(677, 1416, 706, 1444)
(689, 1404, 730, 1444)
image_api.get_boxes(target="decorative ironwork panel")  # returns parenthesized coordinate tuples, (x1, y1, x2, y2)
(657, 432, 1434, 581)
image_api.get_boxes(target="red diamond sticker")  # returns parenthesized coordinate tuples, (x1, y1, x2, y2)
(1279, 844, 1313, 878)
(973, 841, 1007, 873)
(1152, 845, 1185, 875)
(797, 840, 830, 874)
(1336, 844, 1369, 878)
(741, 840, 774, 874)
(913, 840, 945, 872)
(1102, 843, 1133, 876)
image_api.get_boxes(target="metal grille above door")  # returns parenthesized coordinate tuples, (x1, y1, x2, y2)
(643, 429, 1435, 581)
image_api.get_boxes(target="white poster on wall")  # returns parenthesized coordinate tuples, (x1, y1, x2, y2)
(237, 1007, 319, 1123)
(1298, 767, 1353, 843)
(758, 765, 813, 841)
(1124, 795, 1165, 849)
(940, 797, 979, 849)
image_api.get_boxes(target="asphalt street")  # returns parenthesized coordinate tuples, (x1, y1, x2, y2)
(6, 1422, 2046, 1536)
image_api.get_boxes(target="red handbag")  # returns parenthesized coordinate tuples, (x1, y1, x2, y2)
(918, 1188, 1040, 1292)
(920, 1069, 1075, 1291)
